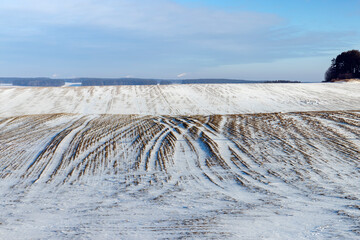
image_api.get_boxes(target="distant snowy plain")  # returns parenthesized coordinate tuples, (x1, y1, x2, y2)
(0, 83, 359, 239)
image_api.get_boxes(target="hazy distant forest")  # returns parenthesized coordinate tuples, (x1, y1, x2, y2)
(0, 78, 300, 87)
(3, 48, 360, 86)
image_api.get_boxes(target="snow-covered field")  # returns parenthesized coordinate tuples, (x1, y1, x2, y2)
(0, 83, 359, 116)
(0, 83, 359, 239)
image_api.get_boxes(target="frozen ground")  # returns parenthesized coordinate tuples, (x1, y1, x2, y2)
(0, 82, 359, 116)
(0, 83, 359, 239)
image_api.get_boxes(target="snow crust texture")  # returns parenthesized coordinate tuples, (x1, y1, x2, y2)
(0, 83, 359, 116)
(1, 110, 360, 239)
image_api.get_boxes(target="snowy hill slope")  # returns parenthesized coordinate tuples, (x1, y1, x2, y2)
(0, 82, 359, 116)
(1, 111, 360, 239)
(0, 83, 359, 239)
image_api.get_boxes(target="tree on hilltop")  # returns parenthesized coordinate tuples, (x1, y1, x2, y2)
(324, 50, 360, 82)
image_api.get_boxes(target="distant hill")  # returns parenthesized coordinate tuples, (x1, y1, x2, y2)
(0, 77, 300, 87)
(0, 77, 65, 87)
(80, 78, 265, 86)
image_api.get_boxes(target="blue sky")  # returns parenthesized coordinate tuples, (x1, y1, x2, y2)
(0, 0, 359, 82)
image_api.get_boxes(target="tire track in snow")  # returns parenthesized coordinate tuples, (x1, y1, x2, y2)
(1, 110, 360, 237)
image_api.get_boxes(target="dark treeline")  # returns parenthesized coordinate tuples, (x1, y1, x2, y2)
(178, 79, 300, 84)
(178, 79, 263, 84)
(1, 78, 65, 87)
(324, 50, 360, 82)
(0, 79, 13, 84)
(81, 78, 166, 86)
(81, 78, 266, 86)
(1, 77, 302, 87)
(263, 80, 301, 83)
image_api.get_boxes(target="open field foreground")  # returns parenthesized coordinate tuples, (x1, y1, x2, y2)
(0, 83, 360, 239)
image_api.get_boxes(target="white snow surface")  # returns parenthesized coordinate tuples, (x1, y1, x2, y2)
(0, 82, 359, 117)
(0, 83, 360, 239)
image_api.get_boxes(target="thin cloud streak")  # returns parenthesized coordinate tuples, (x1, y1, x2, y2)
(0, 0, 282, 35)
(0, 0, 358, 80)
(0, 0, 353, 57)
(177, 73, 187, 78)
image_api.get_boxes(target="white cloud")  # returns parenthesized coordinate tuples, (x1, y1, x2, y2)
(0, 0, 290, 65)
(0, 0, 352, 59)
(0, 0, 282, 36)
(0, 0, 357, 79)
(177, 73, 187, 78)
